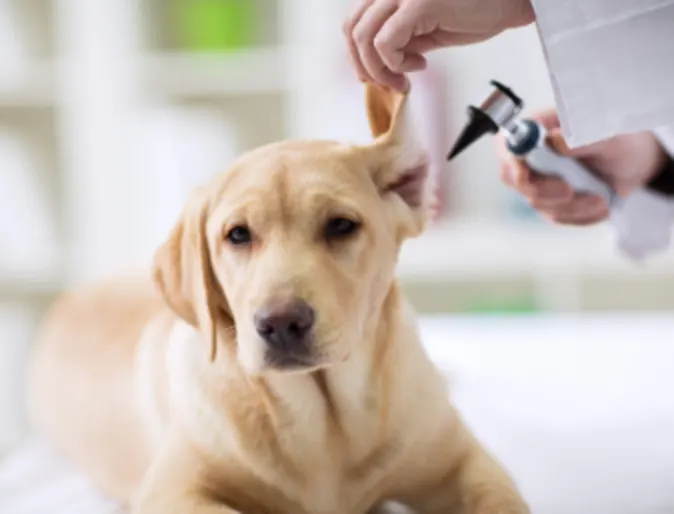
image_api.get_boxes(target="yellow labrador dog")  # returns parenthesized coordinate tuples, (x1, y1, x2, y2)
(27, 84, 529, 514)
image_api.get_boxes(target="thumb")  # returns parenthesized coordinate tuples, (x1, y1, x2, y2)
(546, 129, 573, 156)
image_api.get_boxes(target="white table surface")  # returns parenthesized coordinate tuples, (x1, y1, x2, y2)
(421, 314, 674, 514)
(2, 314, 674, 514)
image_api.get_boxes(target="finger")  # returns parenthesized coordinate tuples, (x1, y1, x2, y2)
(425, 31, 498, 47)
(499, 151, 574, 205)
(372, 5, 417, 73)
(526, 108, 560, 131)
(526, 176, 574, 208)
(503, 165, 573, 207)
(375, 28, 486, 71)
(392, 33, 482, 73)
(404, 35, 443, 55)
(353, 0, 408, 91)
(499, 158, 531, 190)
(343, 0, 376, 82)
(392, 52, 428, 73)
(545, 208, 609, 226)
(376, 22, 489, 73)
(546, 129, 574, 156)
(539, 195, 609, 226)
(495, 132, 528, 183)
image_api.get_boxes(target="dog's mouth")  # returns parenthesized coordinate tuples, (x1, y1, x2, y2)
(265, 350, 317, 371)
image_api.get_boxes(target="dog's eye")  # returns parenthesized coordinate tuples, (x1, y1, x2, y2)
(325, 217, 360, 240)
(226, 225, 252, 245)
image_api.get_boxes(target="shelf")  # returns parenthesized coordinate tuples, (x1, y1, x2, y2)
(142, 48, 293, 99)
(0, 278, 64, 302)
(397, 220, 674, 281)
(0, 61, 55, 108)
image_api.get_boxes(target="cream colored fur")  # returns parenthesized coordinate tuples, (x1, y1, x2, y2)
(26, 84, 530, 514)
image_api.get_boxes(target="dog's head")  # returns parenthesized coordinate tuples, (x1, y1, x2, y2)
(153, 83, 433, 374)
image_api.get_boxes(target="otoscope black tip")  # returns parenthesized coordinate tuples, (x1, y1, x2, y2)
(447, 106, 499, 161)
(447, 138, 470, 160)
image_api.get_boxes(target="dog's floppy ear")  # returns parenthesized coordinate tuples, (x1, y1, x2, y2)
(153, 188, 225, 362)
(365, 82, 433, 237)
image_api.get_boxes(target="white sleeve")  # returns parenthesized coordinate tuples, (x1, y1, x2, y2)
(609, 125, 674, 261)
(530, 0, 674, 148)
(654, 126, 674, 156)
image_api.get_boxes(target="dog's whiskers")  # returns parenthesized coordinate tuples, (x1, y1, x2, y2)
(218, 325, 237, 338)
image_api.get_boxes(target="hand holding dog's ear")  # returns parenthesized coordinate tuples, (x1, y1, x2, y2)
(364, 82, 433, 235)
(344, 0, 534, 92)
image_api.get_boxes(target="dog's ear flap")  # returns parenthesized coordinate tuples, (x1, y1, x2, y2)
(365, 83, 400, 139)
(364, 82, 433, 236)
(153, 189, 223, 362)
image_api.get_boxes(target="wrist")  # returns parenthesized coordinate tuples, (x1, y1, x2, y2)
(646, 146, 674, 197)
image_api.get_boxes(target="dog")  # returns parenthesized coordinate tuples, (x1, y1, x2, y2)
(26, 83, 530, 514)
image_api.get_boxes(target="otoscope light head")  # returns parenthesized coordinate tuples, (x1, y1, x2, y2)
(489, 80, 523, 109)
(479, 81, 524, 129)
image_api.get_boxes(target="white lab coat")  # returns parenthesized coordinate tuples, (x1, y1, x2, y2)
(530, 0, 674, 148)
(655, 127, 674, 156)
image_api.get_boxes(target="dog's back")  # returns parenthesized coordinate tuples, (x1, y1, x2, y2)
(26, 277, 169, 501)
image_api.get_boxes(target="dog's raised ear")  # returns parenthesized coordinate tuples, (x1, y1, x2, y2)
(365, 82, 433, 237)
(152, 188, 226, 362)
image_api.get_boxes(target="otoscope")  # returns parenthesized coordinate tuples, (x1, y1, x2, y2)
(448, 80, 616, 206)
(447, 80, 674, 261)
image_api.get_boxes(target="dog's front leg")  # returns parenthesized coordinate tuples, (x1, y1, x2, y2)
(134, 494, 240, 514)
(411, 435, 530, 514)
(132, 436, 242, 514)
(449, 442, 529, 514)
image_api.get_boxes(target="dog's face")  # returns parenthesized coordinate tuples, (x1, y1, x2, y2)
(154, 84, 432, 374)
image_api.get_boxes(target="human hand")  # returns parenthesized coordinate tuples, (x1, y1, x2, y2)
(496, 108, 668, 225)
(343, 0, 535, 91)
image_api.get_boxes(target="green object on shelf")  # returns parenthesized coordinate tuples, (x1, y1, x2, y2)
(175, 0, 256, 52)
(462, 296, 541, 315)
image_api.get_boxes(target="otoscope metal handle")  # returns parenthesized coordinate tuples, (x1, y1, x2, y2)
(518, 122, 616, 206)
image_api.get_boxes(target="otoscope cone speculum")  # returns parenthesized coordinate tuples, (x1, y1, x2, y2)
(448, 80, 524, 160)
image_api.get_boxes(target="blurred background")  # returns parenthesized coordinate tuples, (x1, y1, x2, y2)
(2, 0, 674, 462)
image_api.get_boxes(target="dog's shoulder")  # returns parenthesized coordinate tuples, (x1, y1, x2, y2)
(384, 292, 455, 437)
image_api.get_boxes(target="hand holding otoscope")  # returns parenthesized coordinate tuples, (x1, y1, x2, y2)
(449, 81, 674, 261)
(495, 107, 670, 226)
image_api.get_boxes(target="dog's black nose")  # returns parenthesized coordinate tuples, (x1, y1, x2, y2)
(254, 299, 315, 351)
